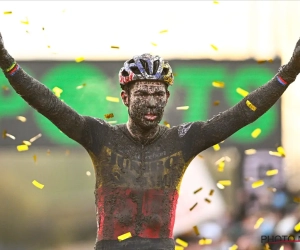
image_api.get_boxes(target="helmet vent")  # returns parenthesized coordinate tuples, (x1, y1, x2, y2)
(128, 59, 135, 64)
(162, 67, 169, 75)
(130, 66, 141, 74)
(153, 60, 159, 75)
(140, 59, 150, 75)
(121, 69, 129, 77)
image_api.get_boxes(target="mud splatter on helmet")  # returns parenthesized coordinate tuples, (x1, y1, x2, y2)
(119, 53, 174, 86)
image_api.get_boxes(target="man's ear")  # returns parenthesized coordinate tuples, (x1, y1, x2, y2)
(166, 90, 170, 103)
(121, 90, 129, 107)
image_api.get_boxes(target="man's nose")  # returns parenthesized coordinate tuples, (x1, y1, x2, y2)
(147, 96, 156, 107)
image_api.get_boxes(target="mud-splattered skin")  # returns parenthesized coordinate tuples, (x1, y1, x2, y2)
(1, 30, 298, 249)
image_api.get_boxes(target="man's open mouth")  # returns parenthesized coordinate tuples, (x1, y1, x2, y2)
(144, 114, 157, 120)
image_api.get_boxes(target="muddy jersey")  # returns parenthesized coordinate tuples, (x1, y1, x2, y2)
(2, 63, 289, 249)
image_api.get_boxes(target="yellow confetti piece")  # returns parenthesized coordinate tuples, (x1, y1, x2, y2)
(176, 106, 189, 110)
(218, 180, 231, 186)
(16, 116, 27, 122)
(252, 180, 264, 188)
(212, 81, 225, 88)
(20, 19, 29, 25)
(175, 246, 184, 250)
(151, 42, 157, 46)
(245, 149, 256, 155)
(190, 202, 198, 211)
(106, 96, 119, 102)
(213, 1, 219, 4)
(33, 154, 37, 163)
(22, 140, 31, 146)
(236, 87, 249, 97)
(209, 189, 214, 196)
(76, 83, 87, 89)
(199, 238, 212, 245)
(254, 217, 264, 229)
(163, 121, 170, 128)
(264, 243, 271, 250)
(251, 128, 261, 138)
(210, 44, 218, 51)
(111, 46, 120, 49)
(198, 154, 204, 159)
(175, 238, 188, 248)
(159, 29, 168, 34)
(17, 145, 28, 152)
(104, 113, 114, 119)
(52, 87, 63, 98)
(269, 151, 282, 157)
(268, 59, 274, 63)
(213, 144, 220, 151)
(257, 60, 267, 64)
(213, 100, 220, 106)
(2, 85, 9, 91)
(75, 57, 85, 63)
(205, 198, 211, 203)
(117, 232, 132, 241)
(266, 169, 278, 176)
(246, 100, 257, 111)
(218, 161, 225, 172)
(293, 197, 300, 203)
(295, 222, 300, 232)
(4, 11, 12, 14)
(217, 183, 225, 189)
(2, 129, 7, 139)
(277, 146, 285, 157)
(86, 171, 91, 176)
(29, 133, 42, 143)
(108, 121, 117, 124)
(193, 187, 202, 194)
(32, 180, 44, 189)
(229, 244, 238, 250)
(193, 225, 200, 236)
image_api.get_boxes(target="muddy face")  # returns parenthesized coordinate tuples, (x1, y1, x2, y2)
(121, 81, 170, 130)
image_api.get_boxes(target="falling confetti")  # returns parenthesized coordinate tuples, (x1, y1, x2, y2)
(190, 202, 198, 211)
(252, 180, 264, 188)
(2, 85, 9, 91)
(104, 113, 114, 119)
(76, 83, 87, 89)
(193, 187, 202, 194)
(277, 146, 285, 157)
(268, 59, 274, 63)
(266, 169, 278, 176)
(176, 106, 189, 110)
(23, 140, 32, 146)
(229, 244, 238, 250)
(210, 44, 218, 51)
(163, 121, 170, 128)
(17, 145, 28, 152)
(212, 81, 225, 88)
(108, 121, 117, 124)
(254, 217, 264, 229)
(75, 57, 85, 63)
(213, 100, 220, 106)
(20, 18, 29, 25)
(245, 149, 256, 155)
(236, 87, 249, 97)
(16, 116, 27, 122)
(294, 222, 300, 232)
(33, 154, 37, 163)
(175, 238, 188, 248)
(213, 1, 219, 4)
(199, 238, 212, 245)
(246, 100, 257, 111)
(198, 154, 203, 159)
(269, 151, 282, 157)
(217, 183, 225, 189)
(111, 46, 120, 49)
(209, 189, 214, 196)
(86, 171, 91, 176)
(213, 144, 220, 151)
(267, 187, 277, 192)
(293, 197, 300, 203)
(217, 161, 225, 172)
(251, 128, 261, 138)
(175, 246, 184, 250)
(4, 11, 12, 14)
(52, 87, 63, 98)
(193, 225, 200, 236)
(106, 96, 119, 102)
(117, 232, 132, 241)
(218, 180, 231, 186)
(205, 198, 211, 203)
(2, 129, 7, 139)
(159, 29, 168, 34)
(29, 133, 42, 143)
(32, 180, 44, 189)
(257, 60, 267, 64)
(264, 243, 271, 250)
(244, 177, 254, 181)
(151, 42, 157, 46)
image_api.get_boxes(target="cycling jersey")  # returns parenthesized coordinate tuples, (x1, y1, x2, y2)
(2, 64, 289, 250)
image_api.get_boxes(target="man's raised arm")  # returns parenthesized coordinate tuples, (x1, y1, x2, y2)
(0, 33, 90, 146)
(196, 38, 300, 151)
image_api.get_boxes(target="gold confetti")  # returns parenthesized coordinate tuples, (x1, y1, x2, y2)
(22, 140, 32, 146)
(190, 202, 198, 211)
(193, 225, 200, 236)
(117, 232, 132, 241)
(151, 42, 157, 46)
(199, 238, 212, 245)
(163, 121, 170, 128)
(236, 87, 249, 97)
(29, 133, 42, 143)
(198, 154, 204, 159)
(212, 81, 225, 88)
(111, 46, 120, 49)
(217, 161, 225, 172)
(294, 222, 300, 232)
(213, 1, 219, 4)
(266, 169, 278, 176)
(210, 44, 218, 51)
(267, 187, 277, 192)
(4, 11, 12, 14)
(175, 238, 188, 247)
(75, 57, 85, 63)
(76, 83, 87, 89)
(218, 180, 231, 186)
(16, 116, 27, 122)
(245, 149, 256, 155)
(106, 96, 119, 102)
(269, 151, 282, 157)
(108, 121, 117, 124)
(213, 100, 220, 106)
(257, 60, 267, 64)
(254, 217, 264, 229)
(176, 106, 189, 110)
(293, 197, 300, 203)
(209, 189, 214, 196)
(277, 146, 285, 157)
(246, 100, 257, 111)
(251, 128, 261, 138)
(217, 183, 225, 189)
(229, 244, 238, 250)
(52, 87, 63, 98)
(86, 171, 91, 176)
(47, 149, 51, 155)
(33, 154, 37, 163)
(193, 187, 202, 194)
(215, 156, 231, 165)
(205, 198, 211, 203)
(32, 180, 44, 189)
(2, 129, 7, 139)
(268, 59, 274, 63)
(264, 243, 271, 250)
(2, 85, 9, 91)
(159, 29, 168, 34)
(175, 246, 184, 250)
(252, 180, 264, 188)
(213, 144, 220, 151)
(47, 45, 51, 49)
(104, 113, 114, 119)
(20, 18, 29, 25)
(17, 145, 28, 152)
